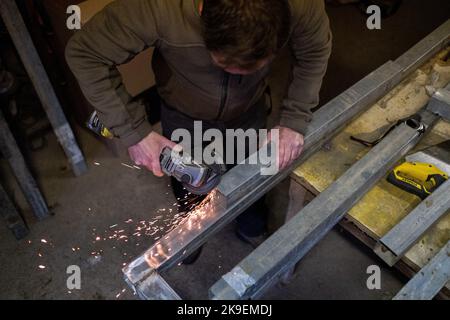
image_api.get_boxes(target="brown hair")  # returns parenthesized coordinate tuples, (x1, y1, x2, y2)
(201, 0, 291, 68)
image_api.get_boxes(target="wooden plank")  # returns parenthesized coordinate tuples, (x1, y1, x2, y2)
(393, 241, 450, 300)
(338, 218, 450, 299)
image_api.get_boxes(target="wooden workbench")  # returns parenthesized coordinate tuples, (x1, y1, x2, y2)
(290, 48, 450, 294)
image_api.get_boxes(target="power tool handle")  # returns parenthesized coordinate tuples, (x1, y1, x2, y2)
(386, 171, 428, 200)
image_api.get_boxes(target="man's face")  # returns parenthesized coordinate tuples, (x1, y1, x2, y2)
(210, 51, 272, 75)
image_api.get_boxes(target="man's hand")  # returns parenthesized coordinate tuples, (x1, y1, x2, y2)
(128, 132, 176, 177)
(271, 126, 304, 170)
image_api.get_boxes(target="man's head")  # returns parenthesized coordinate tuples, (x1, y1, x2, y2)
(201, 0, 291, 75)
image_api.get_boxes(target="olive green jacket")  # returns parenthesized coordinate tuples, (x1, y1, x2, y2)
(66, 0, 332, 147)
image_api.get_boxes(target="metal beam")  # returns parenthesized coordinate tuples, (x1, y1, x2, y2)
(0, 182, 29, 240)
(394, 19, 450, 73)
(393, 240, 450, 300)
(0, 0, 87, 176)
(128, 273, 182, 300)
(427, 85, 450, 120)
(375, 179, 450, 266)
(215, 59, 404, 206)
(209, 109, 439, 300)
(406, 141, 450, 175)
(124, 19, 450, 299)
(0, 109, 50, 220)
(124, 59, 404, 293)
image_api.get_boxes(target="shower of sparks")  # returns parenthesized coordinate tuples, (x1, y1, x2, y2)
(90, 195, 206, 248)
(29, 185, 217, 278)
(145, 190, 219, 269)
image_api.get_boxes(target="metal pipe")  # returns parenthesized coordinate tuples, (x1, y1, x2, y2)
(0, 182, 29, 239)
(0, 109, 50, 220)
(0, 0, 87, 176)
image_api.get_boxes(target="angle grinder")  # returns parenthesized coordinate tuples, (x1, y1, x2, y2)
(160, 147, 225, 195)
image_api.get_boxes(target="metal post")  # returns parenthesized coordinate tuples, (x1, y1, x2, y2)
(0, 109, 50, 220)
(375, 178, 450, 266)
(0, 0, 87, 176)
(0, 182, 29, 240)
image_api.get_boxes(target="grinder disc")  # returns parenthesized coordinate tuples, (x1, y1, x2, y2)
(182, 162, 225, 195)
(183, 174, 221, 195)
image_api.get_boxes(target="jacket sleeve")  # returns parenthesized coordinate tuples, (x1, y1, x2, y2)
(65, 0, 158, 147)
(280, 0, 332, 135)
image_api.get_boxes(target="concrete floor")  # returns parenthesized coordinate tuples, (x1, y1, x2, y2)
(0, 0, 449, 300)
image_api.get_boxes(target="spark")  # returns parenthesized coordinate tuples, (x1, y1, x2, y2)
(38, 265, 46, 269)
(40, 239, 48, 244)
(121, 163, 136, 170)
(115, 288, 127, 299)
(94, 162, 101, 166)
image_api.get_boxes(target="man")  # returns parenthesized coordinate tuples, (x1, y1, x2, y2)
(66, 0, 331, 252)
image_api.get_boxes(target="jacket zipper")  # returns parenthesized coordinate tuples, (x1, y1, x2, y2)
(217, 72, 230, 120)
